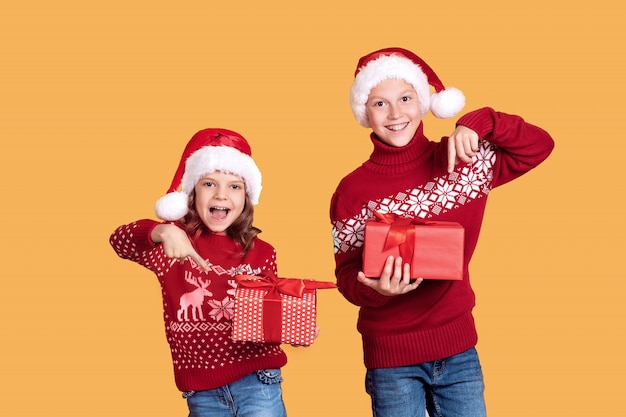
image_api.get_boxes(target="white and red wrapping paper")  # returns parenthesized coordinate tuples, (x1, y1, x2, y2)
(232, 274, 336, 346)
(363, 212, 465, 280)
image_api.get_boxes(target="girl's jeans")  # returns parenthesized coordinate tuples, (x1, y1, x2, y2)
(365, 348, 486, 417)
(184, 369, 286, 417)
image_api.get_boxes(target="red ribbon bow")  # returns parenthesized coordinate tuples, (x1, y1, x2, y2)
(374, 212, 415, 263)
(373, 212, 435, 266)
(235, 274, 306, 297)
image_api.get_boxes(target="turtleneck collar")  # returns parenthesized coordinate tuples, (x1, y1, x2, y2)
(364, 123, 431, 174)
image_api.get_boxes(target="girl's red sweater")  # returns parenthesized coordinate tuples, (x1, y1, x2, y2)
(110, 220, 287, 391)
(330, 107, 554, 368)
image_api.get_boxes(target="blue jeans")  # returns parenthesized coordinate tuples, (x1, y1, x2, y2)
(184, 370, 286, 417)
(365, 348, 486, 417)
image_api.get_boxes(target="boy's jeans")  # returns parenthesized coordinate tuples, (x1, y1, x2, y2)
(365, 348, 486, 417)
(185, 369, 286, 417)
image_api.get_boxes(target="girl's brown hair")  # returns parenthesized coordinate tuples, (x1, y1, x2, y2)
(179, 189, 261, 255)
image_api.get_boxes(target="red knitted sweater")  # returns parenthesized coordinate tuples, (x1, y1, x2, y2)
(110, 219, 287, 391)
(330, 107, 554, 368)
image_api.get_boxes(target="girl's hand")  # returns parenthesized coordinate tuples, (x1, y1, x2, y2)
(357, 256, 423, 296)
(447, 125, 480, 173)
(151, 223, 209, 272)
(290, 326, 320, 348)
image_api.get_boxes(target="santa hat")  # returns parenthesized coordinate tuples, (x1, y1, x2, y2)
(154, 128, 262, 221)
(350, 47, 466, 127)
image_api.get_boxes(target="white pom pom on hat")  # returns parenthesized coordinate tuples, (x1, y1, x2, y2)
(154, 128, 262, 221)
(350, 47, 466, 127)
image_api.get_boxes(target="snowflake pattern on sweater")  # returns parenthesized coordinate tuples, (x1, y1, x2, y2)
(332, 140, 496, 254)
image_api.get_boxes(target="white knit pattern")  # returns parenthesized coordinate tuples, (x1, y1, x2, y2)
(332, 141, 497, 254)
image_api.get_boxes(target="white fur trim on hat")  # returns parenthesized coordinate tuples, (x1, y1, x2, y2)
(154, 145, 262, 221)
(181, 145, 262, 203)
(350, 55, 430, 128)
(350, 53, 465, 127)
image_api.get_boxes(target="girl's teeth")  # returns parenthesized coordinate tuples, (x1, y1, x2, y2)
(210, 207, 229, 213)
(210, 207, 229, 220)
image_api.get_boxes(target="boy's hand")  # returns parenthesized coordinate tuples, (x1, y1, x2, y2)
(357, 256, 423, 296)
(151, 223, 209, 272)
(447, 125, 480, 173)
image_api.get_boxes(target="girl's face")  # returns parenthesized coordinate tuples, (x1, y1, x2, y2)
(194, 171, 246, 235)
(365, 78, 422, 147)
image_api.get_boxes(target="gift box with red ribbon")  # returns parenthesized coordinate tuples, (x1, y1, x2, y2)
(231, 274, 336, 346)
(362, 212, 465, 280)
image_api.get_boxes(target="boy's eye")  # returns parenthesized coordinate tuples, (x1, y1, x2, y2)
(401, 96, 410, 102)
(202, 181, 215, 187)
(374, 101, 385, 107)
(231, 184, 243, 190)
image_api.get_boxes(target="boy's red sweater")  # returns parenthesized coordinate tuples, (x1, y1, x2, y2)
(330, 107, 554, 368)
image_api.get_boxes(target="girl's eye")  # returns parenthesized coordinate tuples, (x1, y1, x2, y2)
(374, 101, 385, 107)
(401, 96, 410, 102)
(202, 181, 215, 187)
(231, 184, 243, 190)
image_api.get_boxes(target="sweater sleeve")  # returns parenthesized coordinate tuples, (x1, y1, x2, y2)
(330, 191, 392, 308)
(109, 218, 166, 273)
(456, 107, 555, 187)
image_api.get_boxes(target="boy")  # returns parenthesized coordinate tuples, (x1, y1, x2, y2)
(329, 47, 554, 416)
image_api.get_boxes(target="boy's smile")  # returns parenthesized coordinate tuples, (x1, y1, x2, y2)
(365, 78, 422, 147)
(386, 122, 410, 131)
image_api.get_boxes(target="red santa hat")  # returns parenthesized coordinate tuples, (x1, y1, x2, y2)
(154, 128, 262, 221)
(350, 47, 466, 127)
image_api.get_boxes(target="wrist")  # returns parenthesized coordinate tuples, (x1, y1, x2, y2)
(456, 107, 495, 139)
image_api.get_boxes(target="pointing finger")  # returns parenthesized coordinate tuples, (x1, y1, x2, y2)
(189, 249, 209, 272)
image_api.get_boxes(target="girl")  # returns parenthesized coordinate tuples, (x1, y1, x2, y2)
(110, 128, 288, 416)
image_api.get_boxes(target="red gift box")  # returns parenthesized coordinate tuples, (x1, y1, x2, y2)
(231, 274, 336, 346)
(362, 212, 465, 280)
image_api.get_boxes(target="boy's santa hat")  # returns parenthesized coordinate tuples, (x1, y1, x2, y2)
(350, 47, 466, 127)
(155, 128, 262, 221)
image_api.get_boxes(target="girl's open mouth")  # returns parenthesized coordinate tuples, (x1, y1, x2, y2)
(210, 207, 230, 220)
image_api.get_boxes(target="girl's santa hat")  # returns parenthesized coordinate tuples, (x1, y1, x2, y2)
(155, 128, 262, 221)
(350, 47, 466, 127)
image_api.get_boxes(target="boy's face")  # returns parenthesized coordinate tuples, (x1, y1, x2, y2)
(365, 78, 422, 147)
(194, 170, 246, 235)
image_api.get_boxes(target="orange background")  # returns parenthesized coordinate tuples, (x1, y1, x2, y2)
(1, 1, 625, 416)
